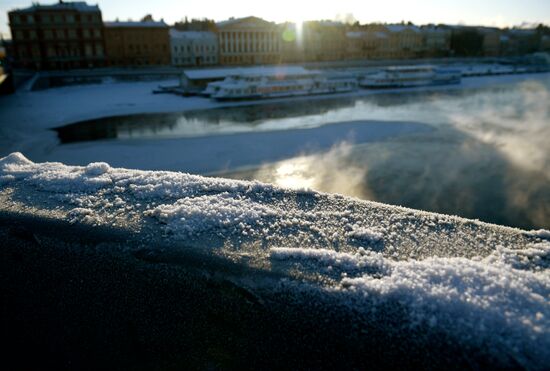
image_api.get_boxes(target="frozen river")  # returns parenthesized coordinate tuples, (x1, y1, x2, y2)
(51, 75, 550, 230)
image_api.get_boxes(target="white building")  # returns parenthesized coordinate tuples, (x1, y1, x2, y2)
(170, 29, 218, 67)
(217, 16, 281, 65)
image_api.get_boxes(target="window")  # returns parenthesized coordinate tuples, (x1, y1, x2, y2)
(54, 14, 62, 23)
(28, 15, 35, 24)
(29, 30, 37, 40)
(94, 29, 101, 38)
(44, 30, 53, 39)
(56, 29, 65, 39)
(85, 44, 93, 56)
(12, 15, 21, 24)
(66, 14, 74, 23)
(82, 29, 90, 38)
(68, 29, 77, 39)
(15, 31, 24, 40)
(95, 44, 103, 56)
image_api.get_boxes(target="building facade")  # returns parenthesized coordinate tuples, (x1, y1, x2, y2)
(170, 30, 218, 66)
(345, 24, 431, 60)
(8, 1, 105, 69)
(345, 29, 390, 60)
(302, 21, 347, 62)
(480, 27, 502, 56)
(381, 24, 424, 59)
(104, 20, 170, 66)
(217, 17, 281, 65)
(422, 26, 451, 57)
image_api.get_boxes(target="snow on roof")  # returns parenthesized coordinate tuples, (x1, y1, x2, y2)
(183, 66, 320, 80)
(346, 31, 366, 39)
(13, 1, 100, 13)
(385, 65, 437, 72)
(169, 29, 217, 40)
(104, 20, 168, 28)
(216, 16, 274, 28)
(1, 152, 549, 369)
(386, 24, 421, 33)
(509, 28, 537, 36)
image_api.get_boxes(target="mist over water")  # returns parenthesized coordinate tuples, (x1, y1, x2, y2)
(226, 77, 550, 230)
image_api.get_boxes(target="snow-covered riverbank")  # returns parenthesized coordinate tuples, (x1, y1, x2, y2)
(1, 153, 549, 369)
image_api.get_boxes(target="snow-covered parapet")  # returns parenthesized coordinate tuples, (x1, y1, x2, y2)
(1, 152, 549, 368)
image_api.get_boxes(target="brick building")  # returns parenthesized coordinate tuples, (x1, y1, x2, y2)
(104, 20, 170, 66)
(8, 1, 105, 69)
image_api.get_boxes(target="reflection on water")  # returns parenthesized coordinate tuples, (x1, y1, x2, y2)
(54, 84, 526, 143)
(54, 98, 361, 143)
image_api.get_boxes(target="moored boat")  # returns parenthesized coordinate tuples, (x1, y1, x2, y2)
(206, 72, 358, 101)
(360, 65, 461, 88)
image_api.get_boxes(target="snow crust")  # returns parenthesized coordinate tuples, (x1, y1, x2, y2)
(1, 153, 549, 368)
(271, 244, 550, 368)
(147, 193, 277, 236)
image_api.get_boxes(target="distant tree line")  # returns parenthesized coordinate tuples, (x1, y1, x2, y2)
(174, 17, 217, 32)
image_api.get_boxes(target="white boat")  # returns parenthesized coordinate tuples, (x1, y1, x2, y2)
(359, 65, 461, 88)
(205, 73, 358, 101)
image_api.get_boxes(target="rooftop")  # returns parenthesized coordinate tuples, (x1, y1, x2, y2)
(104, 20, 168, 28)
(216, 16, 275, 28)
(11, 1, 100, 13)
(386, 24, 421, 33)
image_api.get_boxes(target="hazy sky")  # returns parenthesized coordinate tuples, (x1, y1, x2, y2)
(2, 0, 550, 39)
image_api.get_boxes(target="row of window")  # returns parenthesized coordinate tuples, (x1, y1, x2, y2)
(220, 41, 279, 54)
(11, 13, 100, 25)
(172, 44, 217, 53)
(127, 44, 168, 52)
(173, 56, 217, 64)
(110, 59, 166, 66)
(13, 28, 102, 40)
(17, 43, 104, 58)
(222, 55, 278, 63)
(220, 31, 278, 41)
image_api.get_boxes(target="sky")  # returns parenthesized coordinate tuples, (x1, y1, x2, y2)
(2, 0, 550, 39)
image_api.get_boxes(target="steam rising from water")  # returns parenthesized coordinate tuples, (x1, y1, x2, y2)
(252, 142, 372, 199)
(245, 76, 550, 229)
